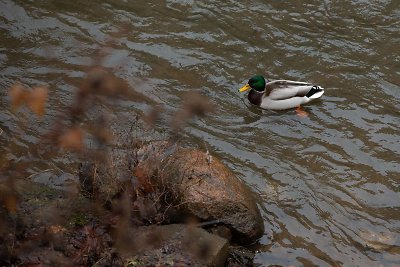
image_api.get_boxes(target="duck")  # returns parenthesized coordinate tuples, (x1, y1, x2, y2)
(239, 75, 324, 113)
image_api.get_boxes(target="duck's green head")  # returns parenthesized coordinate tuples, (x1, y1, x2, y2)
(239, 75, 266, 93)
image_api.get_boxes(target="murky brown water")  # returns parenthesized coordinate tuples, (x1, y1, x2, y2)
(1, 0, 399, 266)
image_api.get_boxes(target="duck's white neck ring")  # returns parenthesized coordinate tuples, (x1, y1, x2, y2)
(248, 89, 264, 106)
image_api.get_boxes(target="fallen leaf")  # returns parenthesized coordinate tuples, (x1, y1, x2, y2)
(0, 184, 18, 213)
(27, 86, 48, 116)
(49, 225, 66, 234)
(143, 105, 163, 127)
(183, 91, 215, 116)
(4, 195, 17, 213)
(58, 128, 85, 151)
(9, 83, 28, 109)
(133, 166, 154, 193)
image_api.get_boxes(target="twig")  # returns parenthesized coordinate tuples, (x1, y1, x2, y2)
(203, 140, 212, 165)
(195, 219, 222, 227)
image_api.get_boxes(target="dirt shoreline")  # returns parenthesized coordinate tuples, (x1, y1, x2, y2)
(1, 143, 263, 266)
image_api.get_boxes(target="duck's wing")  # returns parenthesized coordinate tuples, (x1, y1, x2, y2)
(264, 80, 315, 100)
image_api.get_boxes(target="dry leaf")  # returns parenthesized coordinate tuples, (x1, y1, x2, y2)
(27, 86, 48, 116)
(92, 115, 113, 144)
(143, 105, 163, 127)
(94, 128, 113, 144)
(4, 195, 17, 213)
(49, 225, 66, 234)
(134, 166, 154, 193)
(183, 91, 214, 116)
(171, 91, 214, 130)
(9, 83, 28, 109)
(58, 128, 84, 151)
(0, 184, 18, 213)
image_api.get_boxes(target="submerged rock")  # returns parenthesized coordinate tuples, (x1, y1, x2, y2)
(137, 144, 264, 244)
(359, 229, 400, 253)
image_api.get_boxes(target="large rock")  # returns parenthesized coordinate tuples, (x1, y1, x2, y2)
(121, 224, 228, 267)
(137, 144, 264, 244)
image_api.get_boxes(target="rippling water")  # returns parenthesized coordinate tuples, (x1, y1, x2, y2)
(1, 1, 399, 266)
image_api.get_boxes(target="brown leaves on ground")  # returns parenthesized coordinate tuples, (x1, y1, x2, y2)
(72, 224, 111, 266)
(9, 83, 48, 116)
(48, 225, 67, 235)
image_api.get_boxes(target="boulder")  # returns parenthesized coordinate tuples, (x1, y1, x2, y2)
(78, 141, 265, 244)
(137, 144, 264, 244)
(122, 224, 228, 267)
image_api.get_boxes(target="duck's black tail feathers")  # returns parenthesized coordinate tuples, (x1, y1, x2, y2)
(306, 86, 324, 98)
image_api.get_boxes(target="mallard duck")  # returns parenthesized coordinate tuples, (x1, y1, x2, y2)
(239, 75, 324, 111)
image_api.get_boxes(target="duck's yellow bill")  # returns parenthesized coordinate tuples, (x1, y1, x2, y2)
(239, 84, 251, 92)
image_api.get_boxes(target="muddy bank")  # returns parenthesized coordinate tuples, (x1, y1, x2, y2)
(77, 141, 264, 266)
(1, 142, 264, 266)
(0, 181, 255, 266)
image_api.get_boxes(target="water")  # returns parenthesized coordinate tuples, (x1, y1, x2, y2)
(1, 0, 399, 266)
